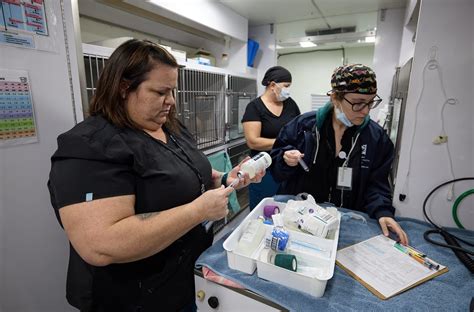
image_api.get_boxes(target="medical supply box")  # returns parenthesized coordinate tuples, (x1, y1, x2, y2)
(223, 197, 341, 298)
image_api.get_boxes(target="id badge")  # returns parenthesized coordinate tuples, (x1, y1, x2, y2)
(337, 167, 352, 190)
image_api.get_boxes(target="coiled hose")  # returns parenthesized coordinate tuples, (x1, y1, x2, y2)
(422, 177, 474, 273)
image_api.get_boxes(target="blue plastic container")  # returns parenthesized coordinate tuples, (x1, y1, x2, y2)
(247, 39, 259, 67)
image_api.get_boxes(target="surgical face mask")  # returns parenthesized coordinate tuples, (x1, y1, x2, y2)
(275, 84, 290, 101)
(335, 105, 354, 127)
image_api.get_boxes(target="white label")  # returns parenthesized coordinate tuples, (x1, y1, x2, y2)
(337, 167, 352, 189)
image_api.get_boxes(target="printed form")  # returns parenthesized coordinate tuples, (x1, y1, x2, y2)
(336, 235, 446, 299)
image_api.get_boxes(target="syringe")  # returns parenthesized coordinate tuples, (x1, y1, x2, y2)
(227, 171, 243, 188)
(298, 158, 310, 172)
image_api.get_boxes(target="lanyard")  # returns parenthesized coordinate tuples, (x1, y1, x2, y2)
(341, 132, 360, 168)
(142, 129, 206, 194)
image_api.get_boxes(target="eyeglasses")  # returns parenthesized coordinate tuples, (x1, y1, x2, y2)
(343, 95, 382, 112)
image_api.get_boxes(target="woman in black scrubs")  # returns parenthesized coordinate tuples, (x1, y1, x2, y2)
(48, 39, 262, 312)
(241, 66, 300, 209)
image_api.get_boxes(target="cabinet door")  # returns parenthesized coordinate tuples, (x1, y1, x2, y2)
(194, 275, 284, 311)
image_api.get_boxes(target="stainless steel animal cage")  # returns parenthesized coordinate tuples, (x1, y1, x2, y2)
(83, 53, 108, 112)
(227, 76, 257, 140)
(176, 68, 226, 150)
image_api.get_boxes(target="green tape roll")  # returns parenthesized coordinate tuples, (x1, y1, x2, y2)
(274, 254, 297, 272)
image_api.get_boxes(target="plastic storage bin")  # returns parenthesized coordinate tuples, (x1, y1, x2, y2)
(247, 39, 259, 67)
(223, 197, 340, 297)
(223, 198, 284, 274)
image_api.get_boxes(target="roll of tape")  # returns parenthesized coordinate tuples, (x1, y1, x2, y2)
(263, 205, 280, 218)
(274, 254, 297, 272)
(259, 248, 276, 263)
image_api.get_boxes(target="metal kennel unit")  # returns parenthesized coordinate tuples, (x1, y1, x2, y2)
(227, 76, 257, 140)
(176, 68, 226, 150)
(83, 53, 107, 102)
(82, 51, 109, 116)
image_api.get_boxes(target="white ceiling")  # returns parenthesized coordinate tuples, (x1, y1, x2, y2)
(89, 0, 408, 53)
(218, 0, 407, 52)
(218, 0, 407, 27)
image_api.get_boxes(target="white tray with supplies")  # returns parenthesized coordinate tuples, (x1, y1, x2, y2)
(223, 197, 341, 297)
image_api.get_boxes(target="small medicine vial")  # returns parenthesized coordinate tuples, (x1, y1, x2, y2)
(240, 152, 272, 179)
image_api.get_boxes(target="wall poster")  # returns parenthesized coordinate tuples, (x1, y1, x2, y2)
(0, 0, 58, 52)
(0, 68, 38, 146)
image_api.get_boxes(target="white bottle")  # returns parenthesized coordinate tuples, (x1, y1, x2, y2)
(235, 219, 266, 257)
(239, 152, 272, 179)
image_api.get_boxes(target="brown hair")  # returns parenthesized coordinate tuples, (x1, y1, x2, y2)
(333, 91, 345, 101)
(89, 39, 179, 131)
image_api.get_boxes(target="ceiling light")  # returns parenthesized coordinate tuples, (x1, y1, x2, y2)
(365, 36, 376, 43)
(299, 41, 317, 48)
(278, 30, 377, 48)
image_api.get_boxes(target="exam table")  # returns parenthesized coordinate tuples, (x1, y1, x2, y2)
(194, 207, 473, 311)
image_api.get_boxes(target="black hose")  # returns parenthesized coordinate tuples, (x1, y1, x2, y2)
(422, 177, 474, 273)
(439, 231, 474, 273)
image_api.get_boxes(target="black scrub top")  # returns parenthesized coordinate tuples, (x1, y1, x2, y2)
(48, 115, 213, 311)
(305, 111, 361, 208)
(241, 96, 300, 156)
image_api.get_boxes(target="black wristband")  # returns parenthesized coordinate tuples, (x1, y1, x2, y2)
(221, 172, 228, 187)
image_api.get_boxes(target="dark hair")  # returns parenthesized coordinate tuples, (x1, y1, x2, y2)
(89, 39, 179, 130)
(333, 92, 345, 101)
(261, 66, 292, 86)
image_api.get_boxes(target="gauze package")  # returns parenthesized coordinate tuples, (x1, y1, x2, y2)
(282, 195, 338, 238)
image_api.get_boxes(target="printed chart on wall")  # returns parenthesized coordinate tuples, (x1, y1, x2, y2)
(0, 68, 38, 146)
(0, 0, 57, 51)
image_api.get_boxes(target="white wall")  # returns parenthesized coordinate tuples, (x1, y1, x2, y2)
(398, 26, 416, 67)
(0, 0, 81, 310)
(78, 0, 250, 76)
(472, 3, 474, 176)
(249, 25, 278, 96)
(132, 0, 248, 42)
(371, 8, 404, 120)
(80, 16, 196, 55)
(394, 0, 474, 229)
(344, 46, 374, 68)
(220, 38, 248, 72)
(398, 0, 418, 66)
(278, 46, 374, 113)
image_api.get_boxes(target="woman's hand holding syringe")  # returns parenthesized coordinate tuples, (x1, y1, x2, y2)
(283, 150, 309, 172)
(225, 157, 265, 190)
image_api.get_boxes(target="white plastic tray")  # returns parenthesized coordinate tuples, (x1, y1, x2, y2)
(223, 197, 340, 297)
(223, 198, 285, 274)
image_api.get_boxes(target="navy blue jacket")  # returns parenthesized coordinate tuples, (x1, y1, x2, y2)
(270, 102, 395, 220)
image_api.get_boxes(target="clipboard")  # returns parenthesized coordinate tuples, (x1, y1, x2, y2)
(336, 234, 448, 300)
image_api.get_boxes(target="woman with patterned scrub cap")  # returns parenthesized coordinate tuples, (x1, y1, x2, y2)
(270, 64, 408, 245)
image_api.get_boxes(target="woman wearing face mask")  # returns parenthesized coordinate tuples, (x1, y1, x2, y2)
(242, 66, 301, 209)
(270, 64, 408, 245)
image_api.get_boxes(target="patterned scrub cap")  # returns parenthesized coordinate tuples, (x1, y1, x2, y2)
(330, 64, 377, 94)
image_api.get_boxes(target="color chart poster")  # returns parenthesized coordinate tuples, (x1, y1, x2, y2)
(0, 0, 50, 49)
(0, 69, 38, 146)
(1, 0, 48, 35)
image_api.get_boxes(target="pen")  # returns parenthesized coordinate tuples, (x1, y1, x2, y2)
(405, 244, 426, 257)
(408, 252, 439, 270)
(393, 243, 439, 270)
(395, 242, 426, 258)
